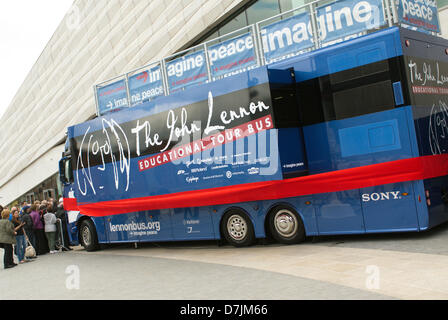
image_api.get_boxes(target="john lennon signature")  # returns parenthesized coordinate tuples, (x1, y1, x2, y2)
(429, 100, 448, 155)
(76, 118, 131, 196)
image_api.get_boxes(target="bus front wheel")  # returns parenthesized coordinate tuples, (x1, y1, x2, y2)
(79, 219, 99, 252)
(268, 206, 305, 245)
(221, 209, 256, 247)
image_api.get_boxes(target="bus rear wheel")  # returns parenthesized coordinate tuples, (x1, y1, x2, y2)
(221, 209, 256, 247)
(79, 219, 99, 252)
(268, 206, 305, 245)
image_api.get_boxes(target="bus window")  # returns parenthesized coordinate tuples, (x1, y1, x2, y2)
(297, 57, 406, 125)
(271, 82, 301, 127)
(329, 59, 390, 85)
(332, 80, 395, 120)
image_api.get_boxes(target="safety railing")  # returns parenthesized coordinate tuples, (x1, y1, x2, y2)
(94, 0, 440, 116)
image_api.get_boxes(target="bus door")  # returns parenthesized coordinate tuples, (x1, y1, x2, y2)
(269, 68, 309, 178)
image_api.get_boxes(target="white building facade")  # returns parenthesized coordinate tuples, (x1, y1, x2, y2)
(0, 0, 447, 207)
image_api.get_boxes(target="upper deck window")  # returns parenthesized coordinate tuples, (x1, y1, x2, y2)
(297, 57, 406, 126)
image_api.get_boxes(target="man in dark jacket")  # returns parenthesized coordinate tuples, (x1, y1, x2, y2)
(55, 198, 72, 250)
(20, 206, 36, 253)
(0, 209, 18, 269)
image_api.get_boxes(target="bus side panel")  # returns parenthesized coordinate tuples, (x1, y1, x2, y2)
(277, 127, 308, 177)
(361, 182, 419, 232)
(91, 216, 108, 243)
(106, 209, 173, 243)
(171, 206, 216, 241)
(313, 190, 364, 235)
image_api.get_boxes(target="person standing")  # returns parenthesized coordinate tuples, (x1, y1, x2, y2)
(30, 204, 48, 255)
(0, 209, 17, 269)
(11, 209, 27, 264)
(56, 198, 72, 250)
(44, 204, 58, 254)
(19, 202, 28, 215)
(8, 206, 17, 221)
(20, 206, 36, 252)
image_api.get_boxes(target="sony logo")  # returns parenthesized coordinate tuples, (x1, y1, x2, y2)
(362, 191, 402, 202)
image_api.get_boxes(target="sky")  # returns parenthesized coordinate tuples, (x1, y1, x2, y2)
(0, 0, 74, 120)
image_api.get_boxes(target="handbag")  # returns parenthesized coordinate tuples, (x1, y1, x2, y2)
(23, 231, 36, 258)
(25, 239, 36, 258)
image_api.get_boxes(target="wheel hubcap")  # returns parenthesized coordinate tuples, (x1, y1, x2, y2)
(82, 226, 91, 246)
(227, 215, 247, 241)
(274, 210, 298, 238)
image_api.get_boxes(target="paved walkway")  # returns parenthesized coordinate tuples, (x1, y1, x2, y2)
(88, 240, 448, 300)
(0, 246, 391, 300)
(2, 223, 448, 299)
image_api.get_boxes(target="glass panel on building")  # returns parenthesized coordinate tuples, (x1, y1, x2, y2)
(246, 0, 281, 24)
(219, 11, 249, 38)
(279, 0, 307, 12)
(438, 0, 448, 8)
(203, 30, 220, 43)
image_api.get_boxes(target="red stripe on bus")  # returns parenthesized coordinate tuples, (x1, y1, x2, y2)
(68, 153, 448, 217)
(63, 198, 79, 211)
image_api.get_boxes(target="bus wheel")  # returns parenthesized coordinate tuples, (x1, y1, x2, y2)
(268, 206, 305, 245)
(221, 210, 256, 247)
(79, 219, 99, 252)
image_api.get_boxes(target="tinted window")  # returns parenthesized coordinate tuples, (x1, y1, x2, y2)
(297, 57, 407, 126)
(333, 80, 395, 119)
(271, 83, 301, 127)
(329, 60, 390, 85)
(296, 78, 324, 125)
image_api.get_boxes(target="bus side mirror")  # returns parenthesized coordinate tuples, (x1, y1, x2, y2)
(59, 158, 67, 184)
(59, 157, 72, 184)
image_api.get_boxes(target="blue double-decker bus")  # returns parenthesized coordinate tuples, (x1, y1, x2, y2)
(59, 10, 448, 251)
